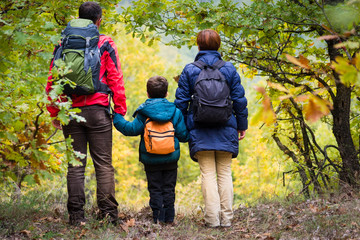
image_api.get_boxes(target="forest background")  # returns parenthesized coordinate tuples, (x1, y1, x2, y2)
(0, 0, 303, 211)
(2, 0, 360, 238)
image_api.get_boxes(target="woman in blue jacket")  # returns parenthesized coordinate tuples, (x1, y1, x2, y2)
(175, 29, 248, 228)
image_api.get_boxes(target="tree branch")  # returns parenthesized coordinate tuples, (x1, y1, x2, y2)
(272, 132, 310, 197)
(32, 102, 44, 140)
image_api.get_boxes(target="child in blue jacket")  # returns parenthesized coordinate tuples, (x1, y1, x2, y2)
(113, 76, 189, 224)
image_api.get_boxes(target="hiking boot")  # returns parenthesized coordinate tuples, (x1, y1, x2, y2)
(69, 212, 86, 226)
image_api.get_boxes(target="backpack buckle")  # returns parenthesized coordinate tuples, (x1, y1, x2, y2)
(85, 37, 91, 48)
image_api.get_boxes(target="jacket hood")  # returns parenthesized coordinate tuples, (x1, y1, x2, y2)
(134, 98, 176, 121)
(194, 50, 222, 65)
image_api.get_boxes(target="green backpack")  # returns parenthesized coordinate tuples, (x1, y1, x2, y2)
(53, 19, 110, 95)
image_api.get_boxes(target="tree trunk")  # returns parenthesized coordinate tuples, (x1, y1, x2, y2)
(327, 39, 360, 187)
(332, 82, 360, 186)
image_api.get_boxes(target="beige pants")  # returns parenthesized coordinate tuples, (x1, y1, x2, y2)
(196, 151, 233, 227)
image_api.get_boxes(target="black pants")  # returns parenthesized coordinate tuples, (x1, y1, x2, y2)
(145, 168, 177, 223)
(62, 105, 118, 222)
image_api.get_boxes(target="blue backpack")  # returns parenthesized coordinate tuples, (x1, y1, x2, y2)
(53, 18, 110, 96)
(191, 60, 232, 126)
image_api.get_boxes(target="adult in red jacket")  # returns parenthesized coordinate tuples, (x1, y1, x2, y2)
(46, 2, 126, 226)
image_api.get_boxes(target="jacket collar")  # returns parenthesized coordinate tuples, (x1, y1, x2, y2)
(194, 50, 222, 65)
(133, 98, 176, 121)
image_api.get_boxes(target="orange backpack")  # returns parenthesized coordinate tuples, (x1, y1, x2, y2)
(143, 118, 175, 155)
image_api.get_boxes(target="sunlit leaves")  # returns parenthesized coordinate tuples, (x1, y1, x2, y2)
(252, 86, 276, 126)
(239, 64, 259, 79)
(335, 41, 360, 50)
(332, 54, 360, 87)
(285, 54, 311, 70)
(300, 95, 333, 122)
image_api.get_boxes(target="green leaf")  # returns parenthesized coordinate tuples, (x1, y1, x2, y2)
(14, 31, 27, 45)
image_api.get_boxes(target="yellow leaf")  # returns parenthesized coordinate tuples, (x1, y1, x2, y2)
(285, 54, 311, 69)
(303, 96, 332, 122)
(317, 35, 339, 41)
(250, 107, 263, 126)
(353, 52, 360, 69)
(254, 86, 266, 95)
(263, 98, 276, 125)
(289, 86, 305, 95)
(278, 94, 293, 101)
(126, 218, 136, 227)
(299, 55, 310, 69)
(294, 94, 310, 102)
(267, 81, 289, 93)
(254, 86, 276, 125)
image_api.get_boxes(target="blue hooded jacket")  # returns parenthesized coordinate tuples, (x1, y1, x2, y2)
(175, 50, 248, 161)
(113, 98, 189, 165)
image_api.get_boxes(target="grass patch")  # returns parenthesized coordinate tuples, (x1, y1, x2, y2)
(2, 182, 360, 239)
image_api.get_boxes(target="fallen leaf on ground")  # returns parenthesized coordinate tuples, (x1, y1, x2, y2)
(309, 204, 319, 213)
(120, 223, 129, 233)
(20, 230, 31, 238)
(76, 229, 87, 240)
(126, 218, 136, 227)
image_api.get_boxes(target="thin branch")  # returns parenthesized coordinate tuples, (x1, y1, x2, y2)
(314, 0, 335, 31)
(283, 170, 294, 186)
(313, 75, 336, 100)
(53, 12, 67, 26)
(272, 132, 310, 197)
(273, 16, 320, 27)
(47, 140, 65, 145)
(45, 129, 58, 143)
(304, 124, 341, 173)
(32, 102, 44, 140)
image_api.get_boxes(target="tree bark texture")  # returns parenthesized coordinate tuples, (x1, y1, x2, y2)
(327, 39, 360, 187)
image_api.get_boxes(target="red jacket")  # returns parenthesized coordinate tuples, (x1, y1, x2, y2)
(46, 35, 126, 117)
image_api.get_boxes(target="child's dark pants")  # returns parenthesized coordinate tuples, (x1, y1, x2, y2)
(145, 168, 177, 223)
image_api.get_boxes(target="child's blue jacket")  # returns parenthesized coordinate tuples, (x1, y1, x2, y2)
(113, 98, 189, 165)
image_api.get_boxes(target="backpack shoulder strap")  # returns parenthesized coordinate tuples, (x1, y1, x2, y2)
(212, 60, 226, 69)
(192, 60, 207, 69)
(145, 118, 152, 124)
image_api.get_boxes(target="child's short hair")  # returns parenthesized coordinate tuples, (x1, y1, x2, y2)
(147, 76, 168, 98)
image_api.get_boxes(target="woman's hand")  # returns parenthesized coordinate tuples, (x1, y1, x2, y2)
(238, 130, 246, 141)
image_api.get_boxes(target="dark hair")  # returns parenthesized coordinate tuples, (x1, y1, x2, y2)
(147, 76, 168, 98)
(196, 29, 221, 51)
(79, 2, 102, 24)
